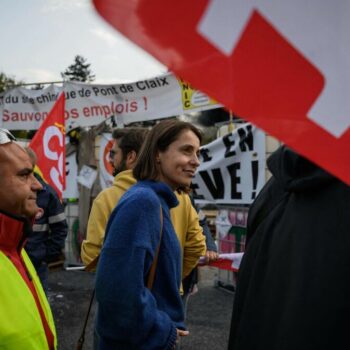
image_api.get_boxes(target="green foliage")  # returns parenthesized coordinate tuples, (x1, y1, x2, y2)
(61, 55, 95, 83)
(11, 130, 31, 139)
(0, 72, 24, 93)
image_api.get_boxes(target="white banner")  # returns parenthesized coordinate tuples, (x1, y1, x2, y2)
(0, 73, 221, 130)
(192, 123, 265, 205)
(63, 152, 79, 199)
(77, 165, 98, 189)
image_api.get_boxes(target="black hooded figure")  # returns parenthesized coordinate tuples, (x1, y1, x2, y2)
(228, 146, 350, 350)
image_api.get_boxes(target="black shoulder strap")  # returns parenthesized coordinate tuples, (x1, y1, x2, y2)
(147, 206, 163, 290)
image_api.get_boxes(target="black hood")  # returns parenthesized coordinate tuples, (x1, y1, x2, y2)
(267, 146, 335, 192)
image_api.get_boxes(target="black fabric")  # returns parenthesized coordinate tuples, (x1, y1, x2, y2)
(25, 174, 68, 266)
(228, 146, 350, 350)
(182, 268, 198, 295)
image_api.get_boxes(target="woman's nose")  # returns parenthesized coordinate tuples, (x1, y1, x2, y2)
(191, 153, 200, 167)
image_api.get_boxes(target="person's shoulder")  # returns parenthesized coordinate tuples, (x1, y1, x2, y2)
(95, 186, 117, 202)
(91, 187, 120, 216)
(128, 183, 158, 200)
(121, 182, 160, 208)
(175, 191, 191, 207)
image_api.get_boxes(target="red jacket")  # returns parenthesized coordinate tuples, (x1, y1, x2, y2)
(0, 210, 55, 349)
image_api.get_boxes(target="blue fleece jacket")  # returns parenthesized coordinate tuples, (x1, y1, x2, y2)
(95, 180, 185, 350)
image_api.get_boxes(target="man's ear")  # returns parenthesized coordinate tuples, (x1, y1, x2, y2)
(127, 150, 137, 167)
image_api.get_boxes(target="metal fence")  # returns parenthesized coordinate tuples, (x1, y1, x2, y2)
(64, 200, 83, 267)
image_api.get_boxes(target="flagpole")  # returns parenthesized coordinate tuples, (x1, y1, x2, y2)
(228, 110, 234, 132)
(8, 81, 65, 88)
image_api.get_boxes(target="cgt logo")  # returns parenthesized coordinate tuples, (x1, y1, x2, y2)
(43, 125, 65, 192)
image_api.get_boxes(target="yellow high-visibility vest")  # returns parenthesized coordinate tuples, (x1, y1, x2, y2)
(0, 249, 57, 349)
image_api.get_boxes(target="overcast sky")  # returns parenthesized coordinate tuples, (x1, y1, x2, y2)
(0, 0, 167, 85)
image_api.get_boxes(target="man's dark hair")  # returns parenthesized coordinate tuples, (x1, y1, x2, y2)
(112, 128, 149, 157)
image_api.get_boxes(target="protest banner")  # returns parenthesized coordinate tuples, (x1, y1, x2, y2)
(192, 123, 265, 205)
(0, 73, 220, 130)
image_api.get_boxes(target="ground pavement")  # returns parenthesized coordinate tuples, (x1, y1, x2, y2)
(48, 266, 234, 350)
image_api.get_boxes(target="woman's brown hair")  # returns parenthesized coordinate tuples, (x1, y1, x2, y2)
(133, 119, 202, 181)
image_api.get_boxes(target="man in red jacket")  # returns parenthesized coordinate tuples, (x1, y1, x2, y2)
(0, 128, 57, 350)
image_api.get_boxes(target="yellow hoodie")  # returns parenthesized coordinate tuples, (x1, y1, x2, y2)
(81, 169, 206, 278)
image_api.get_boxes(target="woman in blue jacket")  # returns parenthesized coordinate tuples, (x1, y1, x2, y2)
(95, 119, 202, 350)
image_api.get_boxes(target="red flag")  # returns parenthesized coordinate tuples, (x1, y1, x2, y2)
(29, 93, 66, 198)
(93, 0, 350, 185)
(199, 258, 238, 272)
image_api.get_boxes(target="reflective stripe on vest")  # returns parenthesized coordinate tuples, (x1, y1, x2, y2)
(0, 250, 57, 349)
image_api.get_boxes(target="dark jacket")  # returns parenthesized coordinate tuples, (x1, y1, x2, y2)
(96, 180, 184, 350)
(25, 174, 68, 267)
(228, 146, 350, 350)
